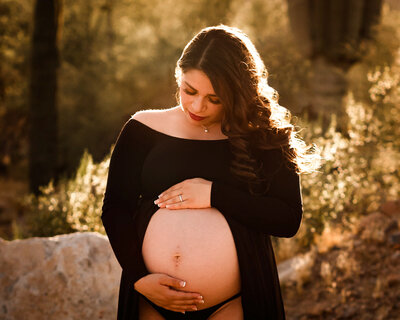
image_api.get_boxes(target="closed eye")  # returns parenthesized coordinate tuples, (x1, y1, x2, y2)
(183, 88, 221, 104)
(183, 89, 196, 95)
(208, 97, 221, 104)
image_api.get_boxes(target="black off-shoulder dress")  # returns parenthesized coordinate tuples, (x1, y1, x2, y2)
(101, 117, 303, 319)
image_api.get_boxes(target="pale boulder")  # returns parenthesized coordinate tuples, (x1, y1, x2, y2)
(0, 232, 121, 320)
(278, 248, 317, 286)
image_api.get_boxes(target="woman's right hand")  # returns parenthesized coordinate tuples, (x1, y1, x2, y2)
(134, 273, 205, 313)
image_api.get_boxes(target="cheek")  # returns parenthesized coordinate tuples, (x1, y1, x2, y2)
(180, 91, 192, 107)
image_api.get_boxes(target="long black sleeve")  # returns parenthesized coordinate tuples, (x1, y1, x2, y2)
(101, 119, 149, 285)
(210, 148, 303, 237)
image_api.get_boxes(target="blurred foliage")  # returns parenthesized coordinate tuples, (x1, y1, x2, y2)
(347, 3, 400, 105)
(21, 149, 109, 237)
(0, 0, 31, 178)
(56, 0, 237, 174)
(3, 0, 400, 248)
(2, 1, 399, 177)
(19, 57, 400, 242)
(296, 55, 400, 247)
(2, 0, 312, 177)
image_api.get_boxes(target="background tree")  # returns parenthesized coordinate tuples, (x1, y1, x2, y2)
(287, 0, 383, 133)
(29, 0, 63, 195)
(1, 0, 395, 184)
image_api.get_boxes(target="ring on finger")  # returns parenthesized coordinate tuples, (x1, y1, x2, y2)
(178, 194, 183, 202)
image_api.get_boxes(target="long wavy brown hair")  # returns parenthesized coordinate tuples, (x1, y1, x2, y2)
(175, 25, 320, 195)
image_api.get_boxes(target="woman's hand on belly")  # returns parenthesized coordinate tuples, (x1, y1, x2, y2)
(134, 273, 205, 313)
(155, 178, 212, 210)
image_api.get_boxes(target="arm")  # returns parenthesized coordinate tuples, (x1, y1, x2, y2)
(101, 118, 149, 285)
(211, 149, 303, 237)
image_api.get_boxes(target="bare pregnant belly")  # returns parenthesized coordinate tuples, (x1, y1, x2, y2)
(142, 207, 241, 309)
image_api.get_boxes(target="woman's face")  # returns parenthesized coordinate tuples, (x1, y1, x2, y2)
(179, 69, 224, 128)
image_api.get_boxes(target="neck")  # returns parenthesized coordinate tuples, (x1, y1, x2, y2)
(201, 123, 215, 133)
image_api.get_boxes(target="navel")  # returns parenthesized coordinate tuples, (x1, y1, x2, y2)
(173, 254, 182, 267)
(173, 245, 182, 267)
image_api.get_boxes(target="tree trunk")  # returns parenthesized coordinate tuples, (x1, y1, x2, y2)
(309, 56, 349, 134)
(29, 0, 63, 195)
(287, 0, 382, 133)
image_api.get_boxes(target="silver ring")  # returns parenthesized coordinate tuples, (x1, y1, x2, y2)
(178, 194, 183, 202)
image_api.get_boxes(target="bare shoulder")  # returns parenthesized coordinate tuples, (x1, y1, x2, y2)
(131, 107, 179, 131)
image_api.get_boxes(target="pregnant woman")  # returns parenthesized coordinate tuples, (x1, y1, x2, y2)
(101, 25, 320, 320)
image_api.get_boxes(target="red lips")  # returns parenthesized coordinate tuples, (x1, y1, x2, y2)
(189, 111, 206, 121)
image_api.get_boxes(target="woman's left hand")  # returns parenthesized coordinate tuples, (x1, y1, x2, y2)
(154, 178, 212, 209)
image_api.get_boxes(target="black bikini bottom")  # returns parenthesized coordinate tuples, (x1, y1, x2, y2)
(141, 292, 242, 319)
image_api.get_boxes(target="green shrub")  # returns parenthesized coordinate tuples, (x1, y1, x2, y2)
(20, 59, 400, 246)
(22, 149, 110, 237)
(294, 58, 400, 248)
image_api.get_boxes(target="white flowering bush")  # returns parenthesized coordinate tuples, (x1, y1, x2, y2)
(295, 60, 400, 248)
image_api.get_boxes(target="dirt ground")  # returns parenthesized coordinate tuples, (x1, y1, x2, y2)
(283, 202, 400, 320)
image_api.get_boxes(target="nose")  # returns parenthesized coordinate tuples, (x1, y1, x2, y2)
(191, 96, 206, 113)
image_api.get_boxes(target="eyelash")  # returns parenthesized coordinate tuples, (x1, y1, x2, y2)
(183, 89, 221, 105)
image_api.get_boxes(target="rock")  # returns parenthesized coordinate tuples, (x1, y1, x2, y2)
(375, 305, 392, 320)
(306, 300, 333, 316)
(389, 231, 400, 245)
(320, 260, 332, 284)
(386, 273, 400, 288)
(380, 200, 400, 217)
(278, 248, 316, 285)
(340, 305, 358, 318)
(0, 232, 121, 320)
(384, 219, 399, 234)
(357, 212, 391, 243)
(390, 251, 400, 262)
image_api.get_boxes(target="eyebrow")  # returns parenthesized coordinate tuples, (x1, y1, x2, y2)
(184, 81, 218, 97)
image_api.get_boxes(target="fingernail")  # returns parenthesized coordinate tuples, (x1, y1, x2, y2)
(180, 281, 186, 287)
(192, 306, 198, 311)
(158, 194, 163, 198)
(154, 200, 158, 204)
(181, 311, 185, 314)
(199, 300, 205, 304)
(166, 205, 170, 208)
